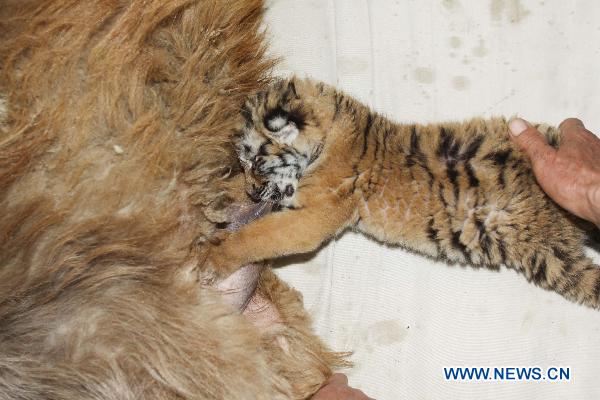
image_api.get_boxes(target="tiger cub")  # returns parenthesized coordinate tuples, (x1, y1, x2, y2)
(206, 77, 600, 308)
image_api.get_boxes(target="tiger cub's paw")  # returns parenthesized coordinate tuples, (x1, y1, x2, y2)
(202, 240, 242, 280)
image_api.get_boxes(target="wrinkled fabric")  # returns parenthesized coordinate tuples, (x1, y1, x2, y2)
(265, 1, 600, 399)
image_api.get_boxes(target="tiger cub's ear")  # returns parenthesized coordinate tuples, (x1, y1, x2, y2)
(263, 106, 304, 145)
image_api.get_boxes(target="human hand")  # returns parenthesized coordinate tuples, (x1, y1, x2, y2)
(311, 374, 374, 400)
(508, 117, 600, 227)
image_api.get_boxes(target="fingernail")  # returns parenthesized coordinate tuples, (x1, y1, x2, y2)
(508, 118, 530, 136)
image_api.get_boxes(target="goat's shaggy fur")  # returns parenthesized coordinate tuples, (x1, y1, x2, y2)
(0, 1, 343, 398)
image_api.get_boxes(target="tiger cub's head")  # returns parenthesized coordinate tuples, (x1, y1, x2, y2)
(234, 77, 333, 207)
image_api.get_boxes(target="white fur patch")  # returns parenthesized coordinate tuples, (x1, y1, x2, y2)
(267, 115, 287, 131)
(277, 122, 299, 145)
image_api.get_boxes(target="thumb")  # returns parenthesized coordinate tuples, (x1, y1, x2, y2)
(327, 374, 349, 385)
(508, 118, 556, 173)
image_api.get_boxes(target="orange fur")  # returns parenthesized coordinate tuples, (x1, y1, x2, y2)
(0, 3, 343, 399)
(209, 77, 600, 309)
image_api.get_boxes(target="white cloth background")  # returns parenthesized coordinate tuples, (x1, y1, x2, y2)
(264, 1, 600, 399)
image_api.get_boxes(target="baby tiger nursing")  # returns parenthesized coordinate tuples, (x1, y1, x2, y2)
(206, 77, 600, 309)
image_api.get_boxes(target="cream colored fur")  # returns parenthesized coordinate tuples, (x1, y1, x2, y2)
(0, 1, 344, 399)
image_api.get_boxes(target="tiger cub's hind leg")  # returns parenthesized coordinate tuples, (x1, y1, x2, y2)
(508, 124, 600, 307)
(432, 196, 600, 308)
(483, 225, 600, 308)
(526, 251, 600, 308)
(465, 230, 599, 308)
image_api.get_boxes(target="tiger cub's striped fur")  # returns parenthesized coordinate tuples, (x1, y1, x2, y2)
(206, 77, 600, 308)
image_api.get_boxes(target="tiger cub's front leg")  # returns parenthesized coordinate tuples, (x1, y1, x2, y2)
(206, 195, 356, 276)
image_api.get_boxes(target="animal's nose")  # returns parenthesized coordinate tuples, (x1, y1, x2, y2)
(284, 184, 294, 197)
